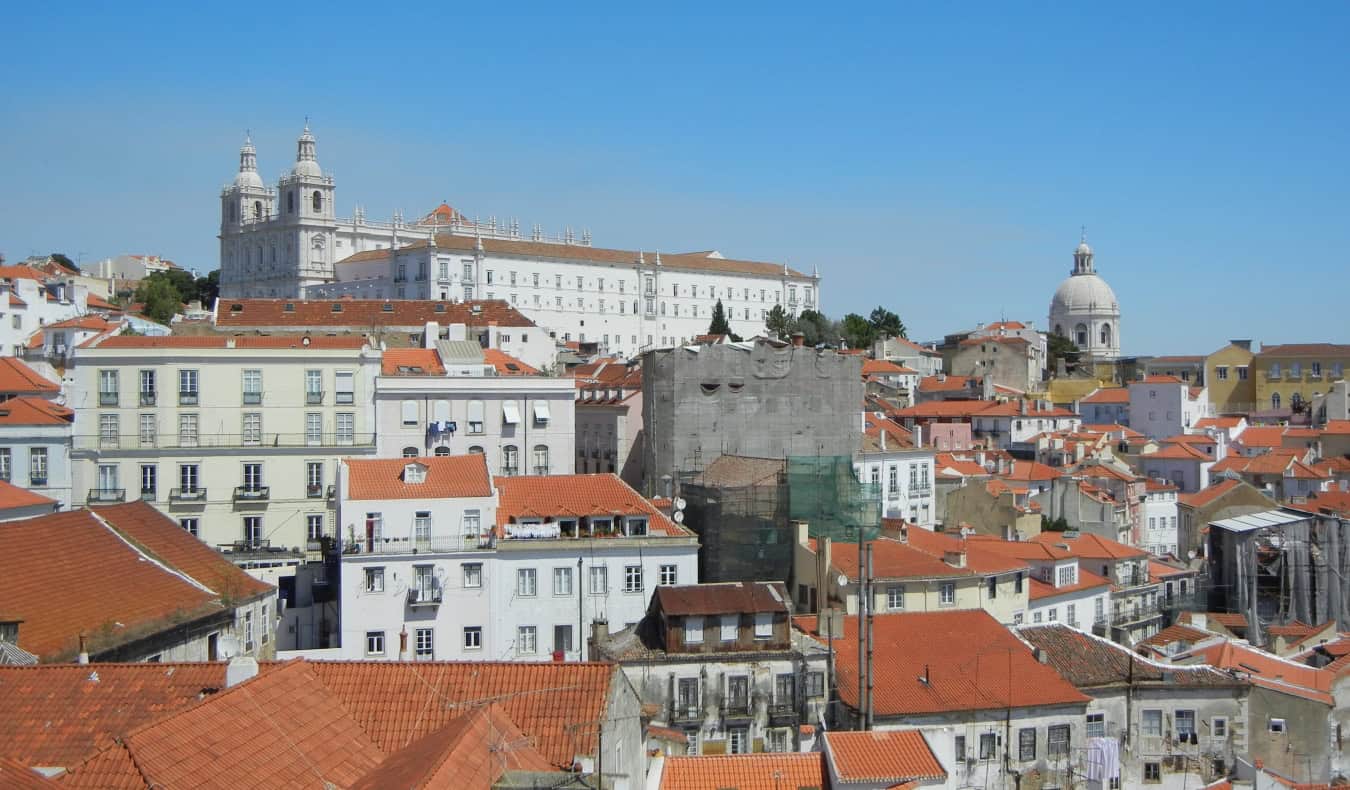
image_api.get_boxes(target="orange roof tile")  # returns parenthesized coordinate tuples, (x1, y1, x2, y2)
(1196, 416, 1244, 430)
(494, 474, 687, 536)
(659, 754, 827, 790)
(1003, 460, 1064, 481)
(886, 523, 1030, 574)
(84, 293, 118, 310)
(0, 511, 231, 660)
(483, 348, 540, 375)
(1142, 623, 1216, 649)
(1258, 343, 1350, 357)
(862, 358, 911, 376)
(345, 455, 493, 501)
(959, 334, 1029, 347)
(1237, 426, 1287, 448)
(892, 399, 999, 419)
(917, 374, 977, 392)
(1028, 568, 1111, 600)
(215, 298, 538, 329)
(44, 315, 117, 331)
(830, 537, 988, 581)
(794, 610, 1088, 715)
(0, 480, 57, 510)
(934, 453, 989, 478)
(1144, 443, 1210, 461)
(1080, 387, 1130, 404)
(0, 758, 60, 788)
(1032, 531, 1146, 560)
(1149, 560, 1191, 580)
(381, 347, 446, 376)
(0, 266, 48, 282)
(1323, 420, 1350, 436)
(1304, 490, 1350, 517)
(824, 729, 947, 784)
(1142, 375, 1184, 384)
(89, 335, 367, 350)
(0, 358, 58, 395)
(1182, 640, 1334, 705)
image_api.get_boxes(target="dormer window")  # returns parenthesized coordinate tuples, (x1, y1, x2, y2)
(403, 463, 427, 484)
(625, 517, 648, 536)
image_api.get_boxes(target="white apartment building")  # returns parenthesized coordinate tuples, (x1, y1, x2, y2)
(375, 343, 575, 475)
(574, 359, 644, 488)
(336, 456, 699, 662)
(67, 335, 380, 560)
(854, 432, 936, 527)
(0, 397, 75, 509)
(0, 269, 90, 356)
(1143, 479, 1180, 556)
(971, 401, 1082, 450)
(1129, 376, 1212, 440)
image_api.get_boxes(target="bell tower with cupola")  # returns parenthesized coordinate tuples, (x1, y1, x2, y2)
(276, 122, 338, 295)
(218, 135, 276, 296)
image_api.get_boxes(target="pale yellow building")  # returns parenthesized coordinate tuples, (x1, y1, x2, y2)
(1205, 340, 1256, 415)
(1253, 343, 1350, 414)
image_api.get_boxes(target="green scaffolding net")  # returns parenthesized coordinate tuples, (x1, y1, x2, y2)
(787, 455, 882, 543)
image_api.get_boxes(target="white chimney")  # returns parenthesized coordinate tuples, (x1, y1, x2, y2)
(424, 322, 439, 348)
(225, 656, 259, 688)
(77, 633, 89, 664)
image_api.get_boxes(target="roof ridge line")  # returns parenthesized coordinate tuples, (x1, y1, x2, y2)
(86, 508, 217, 596)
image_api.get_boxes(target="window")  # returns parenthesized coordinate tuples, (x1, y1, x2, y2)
(727, 727, 748, 755)
(139, 413, 157, 447)
(179, 463, 200, 493)
(553, 567, 573, 596)
(29, 448, 47, 486)
(1216, 365, 1229, 380)
(242, 462, 263, 492)
(415, 628, 433, 660)
(1142, 709, 1163, 737)
(243, 516, 262, 548)
(720, 615, 738, 641)
(532, 444, 549, 474)
(987, 576, 998, 599)
(589, 566, 607, 594)
(1019, 727, 1036, 761)
(1269, 717, 1286, 734)
(463, 627, 482, 650)
(96, 464, 119, 497)
(98, 370, 119, 405)
(887, 585, 905, 610)
(1057, 564, 1077, 586)
(305, 461, 324, 497)
(554, 625, 573, 654)
(178, 413, 199, 447)
(660, 564, 678, 586)
(306, 514, 324, 541)
(954, 735, 967, 762)
(1084, 713, 1106, 738)
(501, 445, 519, 475)
(1212, 717, 1228, 738)
(364, 567, 384, 592)
(766, 729, 788, 753)
(1313, 361, 1322, 377)
(336, 413, 354, 445)
(774, 673, 795, 709)
(413, 511, 432, 545)
(1238, 365, 1249, 380)
(140, 464, 156, 499)
(139, 369, 156, 403)
(517, 626, 537, 655)
(517, 568, 537, 597)
(1048, 608, 1059, 622)
(467, 400, 484, 433)
(180, 518, 198, 536)
(305, 369, 323, 403)
(0, 448, 10, 481)
(940, 583, 956, 605)
(684, 616, 704, 644)
(805, 671, 825, 699)
(624, 565, 643, 593)
(754, 613, 773, 639)
(401, 400, 417, 426)
(241, 369, 262, 404)
(1175, 709, 1196, 738)
(979, 732, 996, 760)
(463, 563, 482, 588)
(335, 371, 354, 404)
(365, 631, 385, 656)
(1066, 603, 1077, 626)
(1015, 572, 1024, 593)
(1047, 724, 1070, 756)
(242, 412, 261, 445)
(99, 413, 119, 447)
(1144, 762, 1161, 782)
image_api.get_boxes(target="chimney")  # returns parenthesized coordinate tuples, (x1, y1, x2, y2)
(795, 520, 812, 547)
(791, 332, 805, 347)
(399, 627, 409, 660)
(1033, 647, 1048, 664)
(880, 429, 887, 451)
(225, 656, 259, 687)
(591, 618, 609, 647)
(77, 632, 89, 664)
(424, 322, 439, 349)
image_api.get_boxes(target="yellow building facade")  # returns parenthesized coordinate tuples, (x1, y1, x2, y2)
(1205, 341, 1257, 415)
(1253, 343, 1350, 413)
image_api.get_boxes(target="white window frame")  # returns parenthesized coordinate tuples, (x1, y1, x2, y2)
(685, 616, 704, 644)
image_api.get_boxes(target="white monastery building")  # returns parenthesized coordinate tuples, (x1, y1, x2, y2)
(218, 126, 822, 357)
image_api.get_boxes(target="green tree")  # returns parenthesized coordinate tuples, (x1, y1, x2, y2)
(195, 270, 220, 306)
(708, 299, 732, 336)
(765, 304, 792, 339)
(868, 306, 906, 340)
(1047, 332, 1080, 372)
(792, 309, 834, 347)
(1040, 515, 1070, 533)
(137, 277, 180, 323)
(840, 313, 876, 350)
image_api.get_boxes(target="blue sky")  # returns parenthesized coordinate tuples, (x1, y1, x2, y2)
(2, 2, 1347, 354)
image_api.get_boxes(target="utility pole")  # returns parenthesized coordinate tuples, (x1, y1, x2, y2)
(865, 540, 875, 730)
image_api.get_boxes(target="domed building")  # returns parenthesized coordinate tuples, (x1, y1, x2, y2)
(1048, 236, 1121, 360)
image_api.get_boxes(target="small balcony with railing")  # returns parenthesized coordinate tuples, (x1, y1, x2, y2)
(233, 485, 270, 503)
(87, 488, 126, 504)
(767, 695, 797, 726)
(139, 390, 157, 406)
(406, 581, 443, 607)
(76, 431, 376, 452)
(305, 390, 324, 405)
(306, 483, 325, 499)
(721, 694, 754, 726)
(98, 391, 118, 406)
(178, 390, 199, 405)
(343, 534, 494, 556)
(669, 701, 703, 727)
(170, 487, 207, 503)
(242, 391, 262, 405)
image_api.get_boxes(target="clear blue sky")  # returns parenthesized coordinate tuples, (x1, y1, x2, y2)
(2, 2, 1347, 355)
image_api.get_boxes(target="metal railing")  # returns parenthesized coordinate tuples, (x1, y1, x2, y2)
(233, 486, 270, 502)
(87, 488, 126, 503)
(345, 534, 494, 555)
(75, 432, 375, 451)
(306, 391, 324, 405)
(99, 392, 118, 406)
(669, 704, 702, 726)
(179, 391, 199, 405)
(243, 392, 262, 405)
(407, 584, 443, 606)
(139, 391, 157, 406)
(306, 484, 325, 499)
(170, 488, 207, 502)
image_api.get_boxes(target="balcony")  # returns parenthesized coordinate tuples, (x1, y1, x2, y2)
(140, 488, 156, 501)
(669, 704, 703, 726)
(170, 488, 207, 503)
(306, 391, 324, 405)
(242, 392, 262, 405)
(306, 484, 325, 499)
(911, 483, 933, 496)
(532, 465, 550, 476)
(501, 466, 520, 477)
(233, 486, 270, 503)
(99, 392, 118, 406)
(722, 698, 753, 724)
(178, 391, 199, 405)
(30, 477, 47, 487)
(344, 534, 494, 555)
(326, 484, 336, 499)
(75, 432, 376, 452)
(406, 584, 443, 607)
(87, 488, 126, 503)
(768, 700, 797, 726)
(139, 391, 157, 406)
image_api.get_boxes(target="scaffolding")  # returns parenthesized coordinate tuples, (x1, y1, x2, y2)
(787, 455, 883, 544)
(680, 456, 791, 583)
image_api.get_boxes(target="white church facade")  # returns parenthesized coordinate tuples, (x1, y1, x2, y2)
(1048, 236, 1122, 360)
(218, 126, 822, 356)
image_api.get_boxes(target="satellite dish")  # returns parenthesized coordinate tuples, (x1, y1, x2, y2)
(837, 574, 848, 587)
(674, 497, 687, 511)
(672, 511, 685, 524)
(218, 635, 241, 660)
(1187, 550, 1197, 560)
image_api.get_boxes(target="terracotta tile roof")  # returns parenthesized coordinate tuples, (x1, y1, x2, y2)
(57, 741, 145, 788)
(959, 335, 1029, 347)
(1258, 343, 1350, 357)
(1079, 388, 1129, 404)
(0, 480, 56, 511)
(350, 704, 552, 790)
(1144, 478, 1178, 491)
(1020, 625, 1241, 688)
(1164, 434, 1217, 446)
(1305, 490, 1350, 517)
(1032, 531, 1146, 560)
(345, 454, 493, 501)
(8, 294, 26, 308)
(1180, 640, 1334, 704)
(891, 399, 998, 420)
(43, 315, 118, 331)
(0, 396, 72, 427)
(0, 266, 48, 282)
(338, 233, 811, 279)
(965, 534, 1074, 561)
(215, 298, 539, 329)
(824, 729, 947, 783)
(1236, 426, 1287, 448)
(0, 662, 233, 767)
(1003, 460, 1063, 481)
(1076, 463, 1138, 483)
(304, 660, 617, 768)
(0, 510, 230, 661)
(917, 374, 977, 392)
(89, 334, 368, 350)
(1143, 442, 1210, 461)
(1265, 620, 1323, 639)
(794, 610, 1088, 715)
(84, 293, 117, 310)
(934, 453, 989, 478)
(646, 724, 689, 743)
(1196, 416, 1244, 430)
(1141, 623, 1215, 649)
(1149, 355, 1206, 364)
(483, 347, 540, 375)
(381, 347, 446, 375)
(1178, 478, 1245, 509)
(0, 358, 58, 395)
(493, 473, 687, 535)
(1323, 420, 1350, 436)
(89, 501, 273, 601)
(1178, 611, 1250, 633)
(1141, 374, 1184, 384)
(1028, 568, 1111, 601)
(975, 401, 1079, 418)
(890, 524, 1031, 574)
(832, 537, 989, 581)
(655, 582, 789, 616)
(1149, 560, 1191, 580)
(861, 359, 911, 376)
(659, 754, 826, 790)
(0, 758, 60, 788)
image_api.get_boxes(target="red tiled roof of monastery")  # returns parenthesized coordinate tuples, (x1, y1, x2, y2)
(214, 298, 538, 328)
(1032, 530, 1146, 560)
(345, 455, 493, 501)
(90, 335, 368, 350)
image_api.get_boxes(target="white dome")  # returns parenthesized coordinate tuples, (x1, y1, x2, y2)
(1050, 272, 1119, 315)
(1075, 241, 1092, 255)
(292, 159, 322, 177)
(234, 169, 264, 189)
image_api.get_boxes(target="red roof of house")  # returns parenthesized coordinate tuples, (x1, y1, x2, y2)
(483, 348, 540, 375)
(934, 453, 989, 478)
(891, 524, 1030, 574)
(1182, 640, 1334, 705)
(794, 610, 1088, 715)
(0, 266, 48, 282)
(917, 374, 977, 392)
(1003, 460, 1063, 482)
(0, 358, 58, 395)
(659, 754, 827, 790)
(1178, 478, 1247, 509)
(345, 455, 493, 501)
(830, 537, 987, 581)
(975, 402, 1079, 418)
(0, 398, 70, 427)
(381, 348, 446, 376)
(90, 335, 367, 350)
(44, 315, 117, 332)
(1196, 416, 1244, 430)
(892, 400, 999, 420)
(654, 582, 789, 617)
(862, 359, 912, 376)
(0, 758, 59, 788)
(1323, 420, 1350, 436)
(84, 293, 117, 310)
(1028, 568, 1112, 601)
(959, 335, 1029, 347)
(1237, 426, 1287, 448)
(1142, 623, 1216, 650)
(0, 480, 56, 511)
(824, 730, 948, 784)
(0, 507, 273, 661)
(1032, 531, 1146, 560)
(1142, 375, 1184, 384)
(215, 298, 538, 329)
(1144, 443, 1210, 461)
(493, 474, 687, 536)
(1305, 490, 1350, 518)
(1149, 560, 1191, 581)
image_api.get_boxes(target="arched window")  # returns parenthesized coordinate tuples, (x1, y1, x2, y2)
(532, 444, 549, 475)
(228, 203, 237, 222)
(402, 446, 418, 458)
(434, 447, 451, 456)
(1075, 323, 1088, 348)
(1054, 324, 1063, 337)
(1100, 323, 1112, 347)
(287, 191, 295, 214)
(312, 190, 322, 213)
(1272, 393, 1281, 409)
(502, 445, 519, 475)
(253, 200, 262, 219)
(468, 445, 484, 455)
